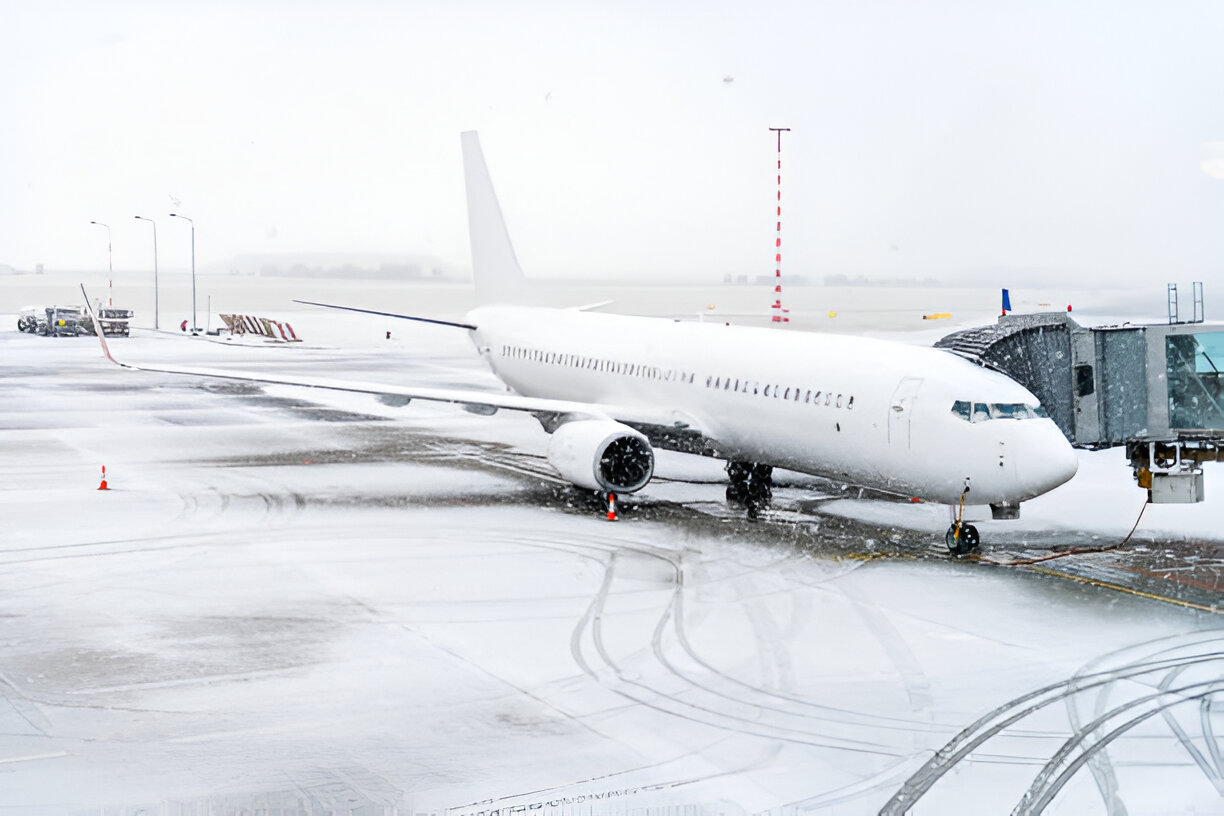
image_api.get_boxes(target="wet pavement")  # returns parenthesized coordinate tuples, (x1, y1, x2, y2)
(0, 322, 1220, 815)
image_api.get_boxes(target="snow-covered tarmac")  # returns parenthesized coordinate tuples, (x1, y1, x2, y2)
(1, 283, 1221, 815)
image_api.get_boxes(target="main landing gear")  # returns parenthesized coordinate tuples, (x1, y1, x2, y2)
(945, 478, 979, 555)
(726, 461, 773, 518)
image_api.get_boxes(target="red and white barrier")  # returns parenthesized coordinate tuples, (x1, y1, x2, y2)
(218, 314, 302, 342)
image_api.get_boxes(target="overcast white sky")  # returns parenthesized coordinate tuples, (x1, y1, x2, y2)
(2, 0, 1223, 284)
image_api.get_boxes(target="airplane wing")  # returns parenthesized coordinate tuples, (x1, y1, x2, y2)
(292, 298, 614, 321)
(81, 286, 699, 433)
(290, 299, 478, 330)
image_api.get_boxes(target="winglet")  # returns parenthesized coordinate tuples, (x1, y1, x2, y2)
(574, 300, 615, 312)
(80, 285, 121, 367)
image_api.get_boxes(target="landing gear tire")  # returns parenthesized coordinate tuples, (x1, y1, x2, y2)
(726, 461, 773, 517)
(945, 522, 980, 555)
(726, 481, 750, 505)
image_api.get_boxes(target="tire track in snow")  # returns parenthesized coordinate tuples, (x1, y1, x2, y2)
(880, 631, 1224, 815)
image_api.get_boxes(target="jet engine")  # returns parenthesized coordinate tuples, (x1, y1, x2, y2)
(546, 419, 655, 493)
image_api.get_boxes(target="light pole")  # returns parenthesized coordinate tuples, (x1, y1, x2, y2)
(169, 213, 196, 333)
(88, 220, 113, 306)
(134, 215, 159, 330)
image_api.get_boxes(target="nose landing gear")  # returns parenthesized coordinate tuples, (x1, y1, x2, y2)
(945, 479, 979, 555)
(945, 521, 980, 554)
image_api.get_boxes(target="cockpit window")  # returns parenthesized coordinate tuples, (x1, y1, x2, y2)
(990, 403, 1033, 420)
(951, 401, 1046, 422)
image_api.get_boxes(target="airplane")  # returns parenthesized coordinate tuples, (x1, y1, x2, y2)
(82, 131, 1079, 554)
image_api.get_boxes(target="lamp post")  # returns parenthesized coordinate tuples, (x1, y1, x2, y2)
(133, 215, 159, 330)
(88, 220, 113, 306)
(169, 213, 196, 333)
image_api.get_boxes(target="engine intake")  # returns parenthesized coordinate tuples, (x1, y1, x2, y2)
(546, 419, 655, 493)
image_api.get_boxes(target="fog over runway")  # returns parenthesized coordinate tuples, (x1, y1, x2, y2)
(0, 277, 1221, 815)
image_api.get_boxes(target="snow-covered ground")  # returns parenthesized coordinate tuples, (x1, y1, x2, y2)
(0, 278, 1220, 815)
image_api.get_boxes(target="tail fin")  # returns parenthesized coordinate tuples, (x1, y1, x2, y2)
(461, 131, 529, 305)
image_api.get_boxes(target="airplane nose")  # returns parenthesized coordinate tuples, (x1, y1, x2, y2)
(1022, 429, 1079, 496)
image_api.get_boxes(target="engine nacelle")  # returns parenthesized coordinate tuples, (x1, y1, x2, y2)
(546, 419, 655, 494)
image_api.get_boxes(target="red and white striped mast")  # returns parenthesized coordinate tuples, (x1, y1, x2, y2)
(89, 220, 113, 306)
(769, 126, 790, 323)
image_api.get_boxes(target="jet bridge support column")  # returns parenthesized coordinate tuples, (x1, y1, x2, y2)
(1128, 440, 1224, 503)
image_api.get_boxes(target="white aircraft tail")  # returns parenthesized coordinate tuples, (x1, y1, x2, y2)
(462, 131, 529, 305)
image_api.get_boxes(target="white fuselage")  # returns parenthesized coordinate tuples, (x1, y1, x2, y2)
(468, 306, 1079, 505)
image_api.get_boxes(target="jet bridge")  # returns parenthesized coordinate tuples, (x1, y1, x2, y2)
(936, 308, 1224, 503)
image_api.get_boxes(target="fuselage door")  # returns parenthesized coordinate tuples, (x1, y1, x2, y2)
(889, 377, 924, 447)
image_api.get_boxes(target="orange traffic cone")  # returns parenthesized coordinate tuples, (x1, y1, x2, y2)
(97, 465, 109, 491)
(606, 492, 617, 521)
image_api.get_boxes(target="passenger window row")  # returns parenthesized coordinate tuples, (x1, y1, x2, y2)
(705, 375, 855, 410)
(950, 400, 1048, 422)
(497, 343, 858, 410)
(500, 344, 697, 384)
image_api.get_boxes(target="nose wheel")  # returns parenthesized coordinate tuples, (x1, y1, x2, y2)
(945, 478, 980, 555)
(945, 522, 979, 555)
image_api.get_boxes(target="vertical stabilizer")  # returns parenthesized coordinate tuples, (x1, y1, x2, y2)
(462, 131, 528, 305)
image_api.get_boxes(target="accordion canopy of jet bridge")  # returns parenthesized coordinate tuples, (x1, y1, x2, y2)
(936, 313, 1224, 502)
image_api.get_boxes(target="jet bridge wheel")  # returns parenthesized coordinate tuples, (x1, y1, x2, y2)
(945, 522, 980, 555)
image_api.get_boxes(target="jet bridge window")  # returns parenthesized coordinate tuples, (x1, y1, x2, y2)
(1166, 331, 1224, 430)
(1074, 364, 1094, 397)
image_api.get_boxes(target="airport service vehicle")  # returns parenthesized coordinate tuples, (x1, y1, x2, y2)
(84, 132, 1078, 553)
(43, 305, 87, 337)
(86, 307, 134, 337)
(17, 306, 44, 333)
